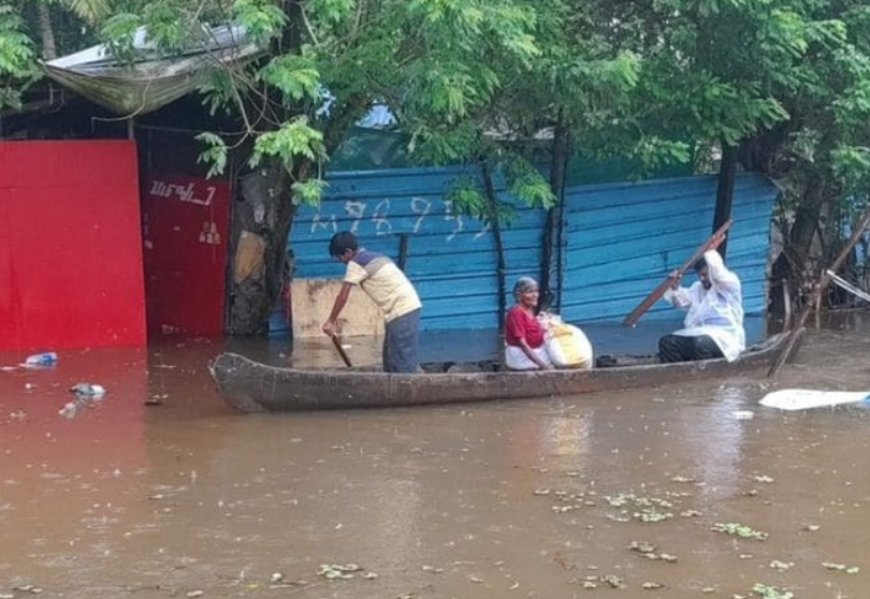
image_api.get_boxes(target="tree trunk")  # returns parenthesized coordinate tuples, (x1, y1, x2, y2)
(789, 176, 825, 276)
(713, 142, 738, 257)
(540, 111, 569, 310)
(229, 163, 292, 335)
(481, 158, 507, 332)
(228, 0, 306, 336)
(37, 2, 57, 60)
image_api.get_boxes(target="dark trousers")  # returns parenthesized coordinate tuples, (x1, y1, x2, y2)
(658, 334, 723, 363)
(383, 309, 421, 373)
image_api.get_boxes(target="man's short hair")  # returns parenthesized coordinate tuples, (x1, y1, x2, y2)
(329, 231, 359, 258)
(693, 257, 708, 272)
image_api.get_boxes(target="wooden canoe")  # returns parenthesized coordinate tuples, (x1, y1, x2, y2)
(209, 330, 801, 413)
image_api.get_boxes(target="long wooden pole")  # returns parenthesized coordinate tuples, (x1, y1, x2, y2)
(623, 219, 733, 327)
(768, 206, 870, 377)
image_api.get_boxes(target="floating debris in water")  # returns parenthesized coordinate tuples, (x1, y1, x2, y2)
(628, 540, 657, 554)
(769, 560, 794, 571)
(146, 394, 168, 406)
(70, 383, 106, 398)
(421, 565, 444, 573)
(185, 592, 203, 598)
(669, 475, 696, 483)
(822, 562, 860, 574)
(11, 585, 42, 594)
(318, 564, 363, 580)
(577, 575, 625, 589)
(58, 402, 78, 419)
(802, 524, 821, 532)
(605, 513, 632, 523)
(712, 522, 768, 540)
(666, 490, 694, 498)
(641, 581, 664, 589)
(627, 541, 676, 562)
(750, 583, 794, 598)
(753, 475, 775, 484)
(635, 508, 673, 523)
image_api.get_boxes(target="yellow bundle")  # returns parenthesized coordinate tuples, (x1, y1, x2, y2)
(545, 321, 594, 369)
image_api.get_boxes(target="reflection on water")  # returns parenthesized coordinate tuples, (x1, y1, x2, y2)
(0, 327, 868, 598)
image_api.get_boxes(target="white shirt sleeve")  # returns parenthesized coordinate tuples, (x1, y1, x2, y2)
(664, 286, 693, 309)
(704, 250, 740, 293)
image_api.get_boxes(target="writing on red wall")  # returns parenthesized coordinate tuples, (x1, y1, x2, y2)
(142, 176, 230, 337)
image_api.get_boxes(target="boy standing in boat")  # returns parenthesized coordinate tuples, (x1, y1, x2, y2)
(322, 231, 422, 373)
(658, 240, 745, 363)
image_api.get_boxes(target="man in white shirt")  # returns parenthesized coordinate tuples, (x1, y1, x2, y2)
(658, 245, 745, 363)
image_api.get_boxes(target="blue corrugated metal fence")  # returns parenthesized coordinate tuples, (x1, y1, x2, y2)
(290, 166, 776, 331)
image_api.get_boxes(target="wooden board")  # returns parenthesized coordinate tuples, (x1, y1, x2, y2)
(760, 389, 870, 411)
(291, 278, 384, 339)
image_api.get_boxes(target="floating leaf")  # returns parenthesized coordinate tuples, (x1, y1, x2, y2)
(628, 541, 657, 554)
(712, 522, 768, 540)
(751, 583, 794, 599)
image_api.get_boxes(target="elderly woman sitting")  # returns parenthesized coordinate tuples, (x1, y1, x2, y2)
(504, 277, 553, 371)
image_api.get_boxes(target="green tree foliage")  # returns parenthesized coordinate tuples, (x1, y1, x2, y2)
(0, 4, 38, 110)
(2, 0, 867, 322)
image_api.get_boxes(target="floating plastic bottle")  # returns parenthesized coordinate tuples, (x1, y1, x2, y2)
(70, 383, 106, 398)
(23, 352, 58, 368)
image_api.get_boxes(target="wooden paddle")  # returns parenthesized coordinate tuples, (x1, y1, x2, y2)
(623, 219, 733, 326)
(330, 334, 353, 368)
(768, 206, 870, 377)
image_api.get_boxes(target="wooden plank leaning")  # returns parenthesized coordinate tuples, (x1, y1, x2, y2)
(768, 206, 870, 377)
(623, 219, 734, 327)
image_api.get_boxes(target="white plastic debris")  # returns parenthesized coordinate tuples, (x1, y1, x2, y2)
(70, 383, 106, 398)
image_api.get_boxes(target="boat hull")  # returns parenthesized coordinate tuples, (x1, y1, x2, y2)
(210, 335, 804, 412)
(210, 331, 798, 412)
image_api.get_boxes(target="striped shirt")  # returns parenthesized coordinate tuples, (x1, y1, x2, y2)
(345, 249, 421, 322)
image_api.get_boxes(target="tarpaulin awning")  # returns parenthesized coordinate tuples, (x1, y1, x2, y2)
(43, 24, 260, 116)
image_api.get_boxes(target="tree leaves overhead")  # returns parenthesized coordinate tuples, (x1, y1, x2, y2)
(0, 4, 37, 110)
(5, 0, 870, 218)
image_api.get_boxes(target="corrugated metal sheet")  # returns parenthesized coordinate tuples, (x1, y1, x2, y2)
(290, 165, 544, 331)
(290, 167, 776, 331)
(560, 173, 776, 322)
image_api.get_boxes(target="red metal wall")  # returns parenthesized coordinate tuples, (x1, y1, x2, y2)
(141, 175, 230, 337)
(0, 140, 146, 350)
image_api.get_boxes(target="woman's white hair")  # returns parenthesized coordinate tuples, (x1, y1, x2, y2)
(513, 276, 539, 295)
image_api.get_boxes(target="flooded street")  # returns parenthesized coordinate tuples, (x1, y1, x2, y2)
(1, 323, 869, 598)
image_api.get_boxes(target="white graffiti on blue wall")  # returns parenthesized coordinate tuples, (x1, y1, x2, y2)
(308, 197, 491, 241)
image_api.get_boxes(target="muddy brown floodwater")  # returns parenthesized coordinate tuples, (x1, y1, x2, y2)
(1, 321, 869, 598)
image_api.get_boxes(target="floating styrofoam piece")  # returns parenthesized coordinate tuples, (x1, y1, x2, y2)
(760, 389, 870, 411)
